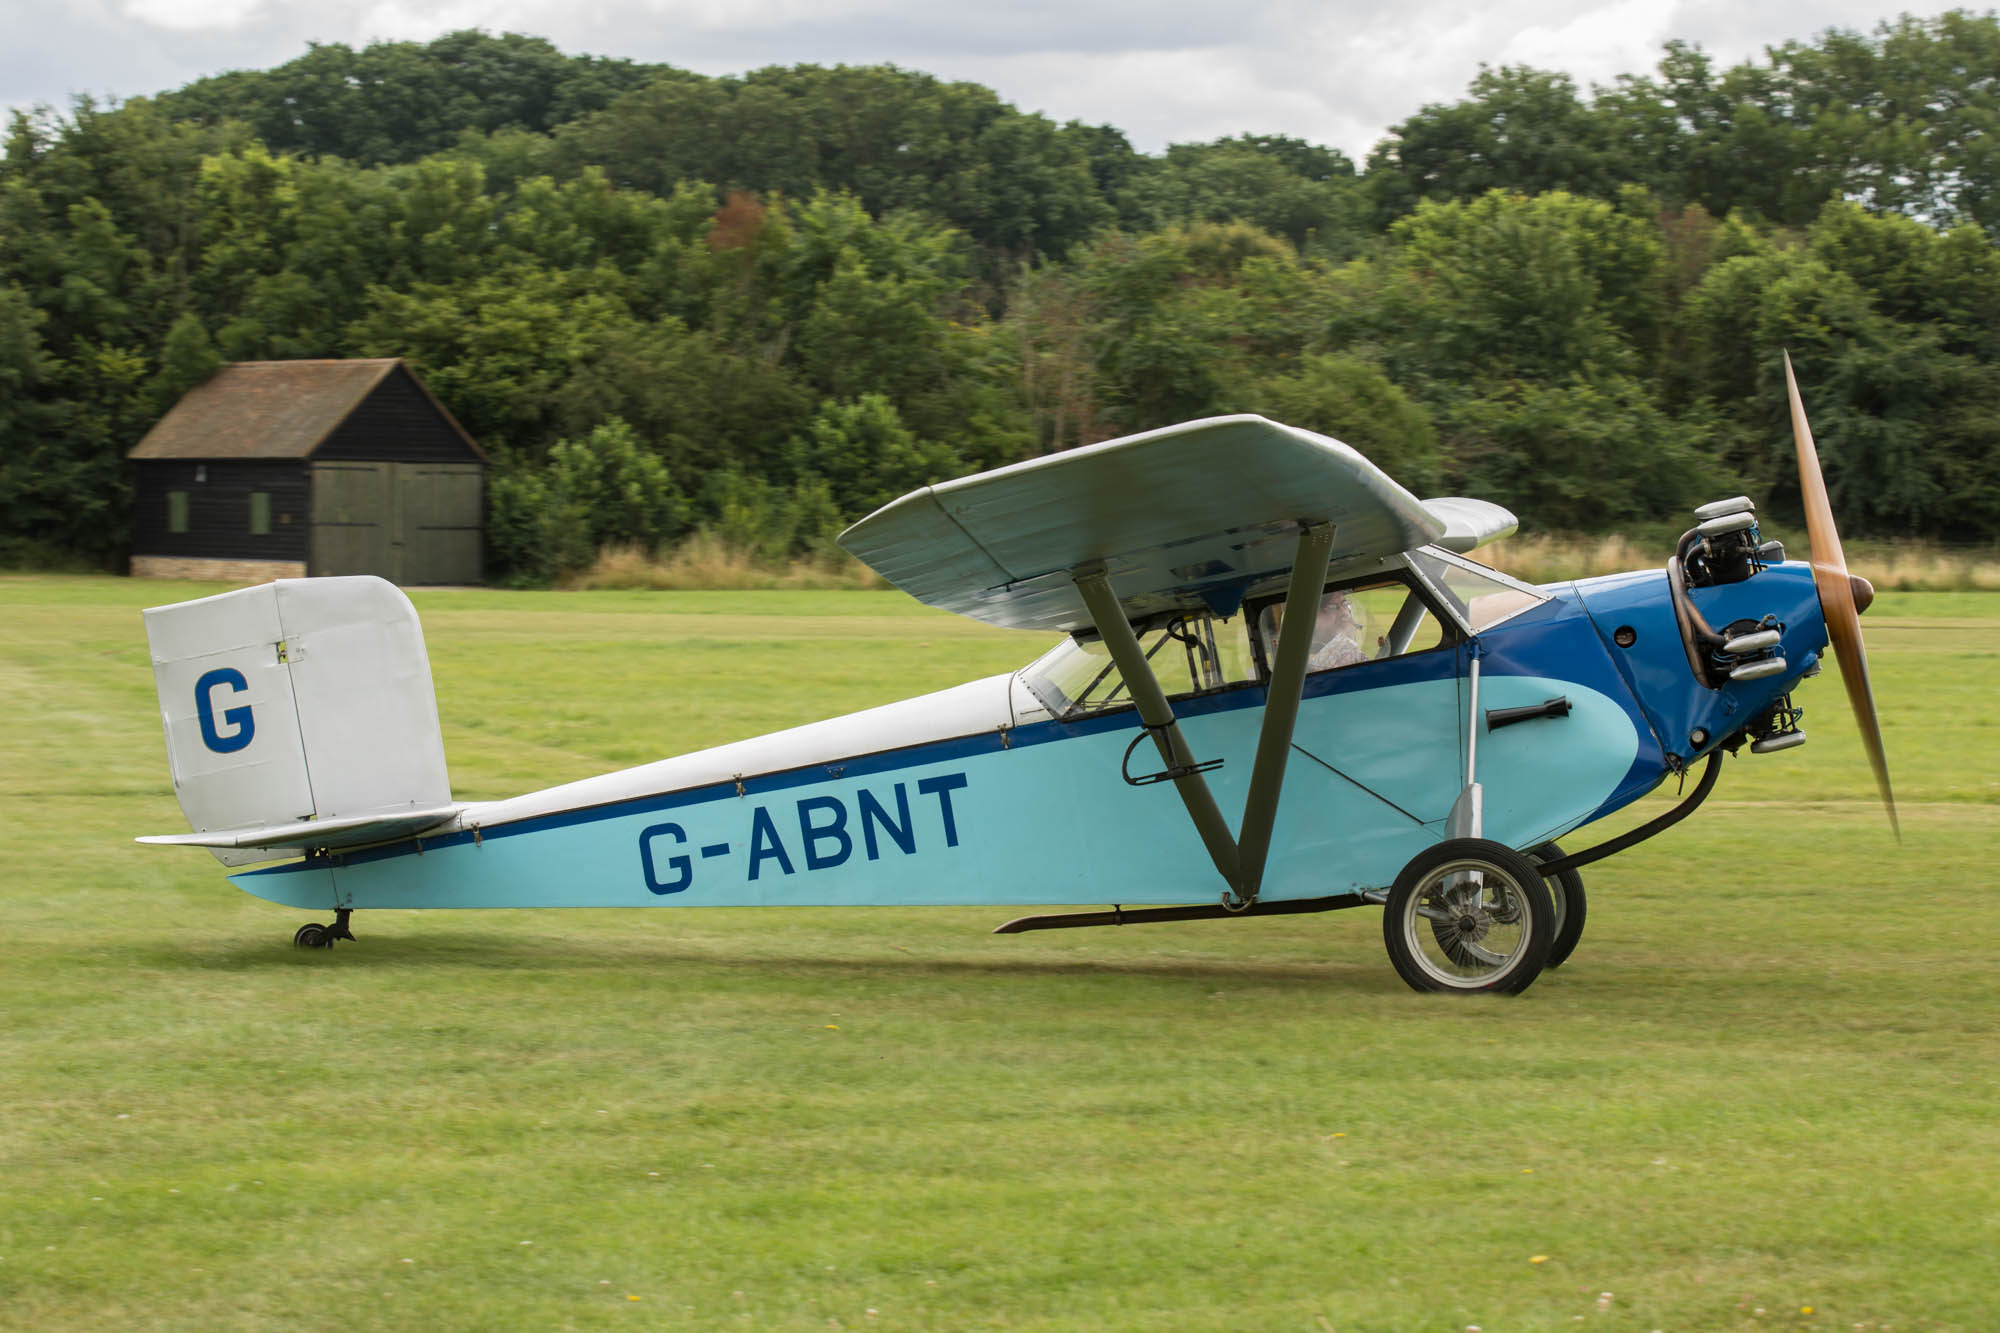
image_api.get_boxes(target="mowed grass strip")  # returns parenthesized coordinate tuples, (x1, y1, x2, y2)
(2, 576, 1995, 1331)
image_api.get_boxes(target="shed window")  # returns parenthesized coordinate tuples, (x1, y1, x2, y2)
(249, 492, 272, 536)
(168, 491, 189, 534)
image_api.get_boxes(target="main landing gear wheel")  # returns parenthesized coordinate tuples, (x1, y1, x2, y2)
(1382, 839, 1555, 995)
(1527, 841, 1587, 970)
(292, 909, 355, 950)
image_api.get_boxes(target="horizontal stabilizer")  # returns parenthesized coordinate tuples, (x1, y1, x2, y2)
(138, 806, 460, 852)
(839, 415, 1446, 632)
(1422, 497, 1518, 552)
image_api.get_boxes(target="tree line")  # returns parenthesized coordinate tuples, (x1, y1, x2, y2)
(4, 15, 1998, 580)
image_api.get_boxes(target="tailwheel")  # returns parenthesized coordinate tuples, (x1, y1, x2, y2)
(292, 909, 355, 950)
(1382, 839, 1554, 995)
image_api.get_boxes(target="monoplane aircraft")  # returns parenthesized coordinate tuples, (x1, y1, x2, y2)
(139, 354, 1894, 993)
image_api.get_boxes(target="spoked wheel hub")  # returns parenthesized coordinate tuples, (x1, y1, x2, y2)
(1382, 839, 1556, 995)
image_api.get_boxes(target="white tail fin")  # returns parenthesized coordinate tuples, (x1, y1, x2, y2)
(141, 577, 456, 865)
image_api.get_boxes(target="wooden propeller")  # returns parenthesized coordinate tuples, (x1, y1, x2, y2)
(1783, 350, 1899, 839)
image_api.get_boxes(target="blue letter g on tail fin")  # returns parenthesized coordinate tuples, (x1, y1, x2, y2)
(195, 667, 255, 753)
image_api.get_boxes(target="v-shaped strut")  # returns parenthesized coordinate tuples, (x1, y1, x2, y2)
(1072, 522, 1335, 907)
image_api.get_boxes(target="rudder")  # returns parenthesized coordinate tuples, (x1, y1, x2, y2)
(144, 577, 453, 865)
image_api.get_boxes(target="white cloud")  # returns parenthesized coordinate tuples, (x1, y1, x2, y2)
(969, 47, 1346, 150)
(123, 0, 269, 33)
(354, 0, 521, 42)
(1, 0, 1984, 157)
(1498, 0, 1679, 89)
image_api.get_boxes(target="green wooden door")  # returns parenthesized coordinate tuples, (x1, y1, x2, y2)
(393, 462, 483, 585)
(311, 462, 482, 583)
(310, 461, 391, 576)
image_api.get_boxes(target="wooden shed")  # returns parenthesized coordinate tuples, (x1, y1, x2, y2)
(128, 358, 487, 585)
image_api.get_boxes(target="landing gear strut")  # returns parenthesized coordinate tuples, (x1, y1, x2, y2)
(292, 909, 354, 950)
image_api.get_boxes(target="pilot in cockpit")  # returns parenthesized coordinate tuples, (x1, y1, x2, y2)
(1262, 590, 1367, 671)
(1306, 591, 1365, 670)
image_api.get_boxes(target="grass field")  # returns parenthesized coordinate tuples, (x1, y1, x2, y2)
(2, 574, 1996, 1332)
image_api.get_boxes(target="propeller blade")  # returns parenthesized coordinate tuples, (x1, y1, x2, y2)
(1783, 350, 1898, 839)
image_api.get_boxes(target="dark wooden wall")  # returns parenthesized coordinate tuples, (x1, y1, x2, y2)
(315, 368, 483, 463)
(131, 460, 309, 561)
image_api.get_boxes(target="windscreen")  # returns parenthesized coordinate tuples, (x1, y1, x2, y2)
(1021, 612, 1257, 719)
(1410, 548, 1548, 633)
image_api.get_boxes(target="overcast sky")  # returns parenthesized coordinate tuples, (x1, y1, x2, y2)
(1, 1, 1983, 159)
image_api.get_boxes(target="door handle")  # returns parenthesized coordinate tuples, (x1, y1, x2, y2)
(1485, 696, 1571, 730)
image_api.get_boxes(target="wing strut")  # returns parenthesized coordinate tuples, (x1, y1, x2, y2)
(1072, 521, 1336, 906)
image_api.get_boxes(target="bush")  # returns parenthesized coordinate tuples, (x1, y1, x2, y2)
(485, 419, 690, 583)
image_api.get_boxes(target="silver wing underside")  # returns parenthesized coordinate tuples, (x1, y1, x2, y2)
(839, 415, 1513, 632)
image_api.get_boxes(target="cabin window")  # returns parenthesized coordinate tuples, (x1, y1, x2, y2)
(167, 491, 190, 534)
(1408, 548, 1547, 633)
(1255, 576, 1449, 674)
(249, 492, 272, 536)
(1021, 611, 1257, 719)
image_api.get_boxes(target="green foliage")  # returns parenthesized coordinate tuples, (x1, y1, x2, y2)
(1047, 222, 1323, 435)
(786, 393, 963, 518)
(348, 265, 644, 452)
(152, 31, 653, 167)
(487, 420, 690, 582)
(1446, 375, 1722, 530)
(0, 280, 52, 418)
(1122, 135, 1367, 255)
(1251, 353, 1440, 494)
(1380, 190, 1663, 384)
(1376, 15, 2000, 236)
(548, 420, 690, 549)
(783, 192, 968, 413)
(557, 63, 1115, 262)
(1368, 66, 1614, 225)
(148, 311, 221, 412)
(0, 282, 68, 562)
(1677, 204, 2000, 537)
(3, 20, 2000, 573)
(694, 468, 848, 565)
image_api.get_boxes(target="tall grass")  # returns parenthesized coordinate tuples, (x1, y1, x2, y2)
(561, 534, 882, 591)
(1483, 532, 2000, 591)
(564, 530, 2000, 597)
(1842, 539, 2000, 591)
(1480, 533, 1665, 585)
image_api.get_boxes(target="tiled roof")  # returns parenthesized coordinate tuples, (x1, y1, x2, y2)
(130, 359, 412, 460)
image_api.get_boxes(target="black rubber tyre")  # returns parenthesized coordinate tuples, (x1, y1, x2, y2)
(293, 922, 329, 949)
(1382, 838, 1555, 995)
(1527, 841, 1587, 969)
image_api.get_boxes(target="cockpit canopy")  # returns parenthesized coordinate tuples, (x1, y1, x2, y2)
(1018, 548, 1546, 722)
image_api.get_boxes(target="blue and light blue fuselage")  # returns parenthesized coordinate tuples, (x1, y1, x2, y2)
(233, 563, 1828, 914)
